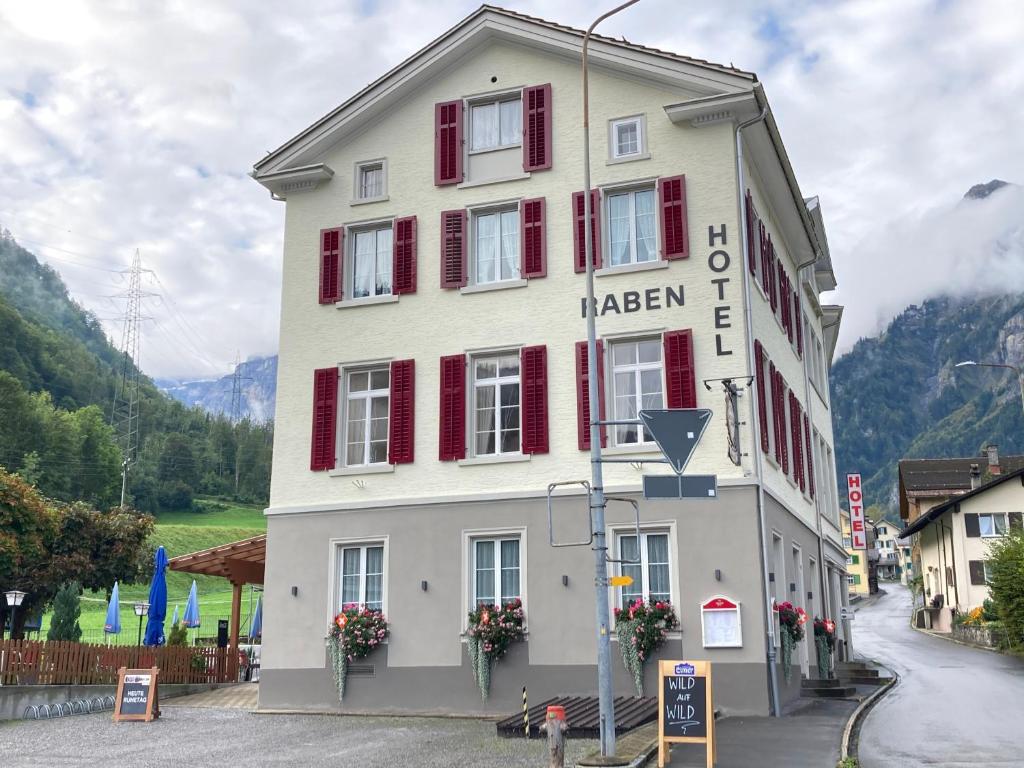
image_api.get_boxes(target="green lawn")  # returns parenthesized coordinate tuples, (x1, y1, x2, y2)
(40, 501, 266, 645)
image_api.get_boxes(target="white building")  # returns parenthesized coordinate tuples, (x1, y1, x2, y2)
(251, 6, 848, 717)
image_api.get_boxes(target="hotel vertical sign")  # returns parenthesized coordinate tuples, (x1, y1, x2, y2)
(847, 473, 867, 550)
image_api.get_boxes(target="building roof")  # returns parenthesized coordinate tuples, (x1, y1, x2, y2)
(898, 453, 1024, 518)
(168, 534, 266, 584)
(900, 466, 1024, 537)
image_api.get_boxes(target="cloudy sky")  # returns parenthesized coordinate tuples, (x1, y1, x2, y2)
(1, 0, 1022, 378)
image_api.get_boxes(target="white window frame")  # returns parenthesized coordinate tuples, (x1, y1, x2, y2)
(978, 513, 1008, 538)
(749, 202, 768, 297)
(471, 351, 521, 458)
(327, 535, 389, 619)
(983, 561, 995, 584)
(604, 185, 658, 267)
(608, 337, 664, 448)
(471, 536, 522, 607)
(607, 521, 678, 618)
(353, 158, 388, 204)
(467, 92, 522, 153)
(613, 529, 673, 608)
(608, 115, 648, 161)
(341, 365, 390, 468)
(461, 526, 528, 633)
(347, 222, 393, 300)
(470, 203, 521, 285)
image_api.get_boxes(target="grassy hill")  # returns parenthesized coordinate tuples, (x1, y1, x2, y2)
(41, 501, 267, 645)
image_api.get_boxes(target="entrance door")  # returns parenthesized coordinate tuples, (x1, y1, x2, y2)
(793, 546, 808, 677)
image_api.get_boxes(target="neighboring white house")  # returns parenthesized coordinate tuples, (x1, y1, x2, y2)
(251, 5, 847, 718)
(900, 466, 1024, 631)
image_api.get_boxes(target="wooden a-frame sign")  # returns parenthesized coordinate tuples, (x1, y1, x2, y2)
(113, 667, 160, 722)
(658, 659, 716, 767)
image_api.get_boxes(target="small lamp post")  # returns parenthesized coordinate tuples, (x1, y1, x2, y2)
(4, 590, 27, 641)
(955, 360, 1024, 414)
(134, 601, 150, 646)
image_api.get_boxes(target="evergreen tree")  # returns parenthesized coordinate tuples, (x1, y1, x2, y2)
(47, 581, 82, 642)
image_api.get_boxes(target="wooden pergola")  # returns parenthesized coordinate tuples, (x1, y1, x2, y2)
(168, 534, 265, 657)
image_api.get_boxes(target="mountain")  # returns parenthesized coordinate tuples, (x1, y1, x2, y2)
(157, 355, 277, 422)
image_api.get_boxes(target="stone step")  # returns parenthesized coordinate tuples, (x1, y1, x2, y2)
(802, 685, 857, 699)
(842, 668, 879, 678)
(843, 674, 891, 686)
(837, 660, 870, 669)
(801, 678, 842, 689)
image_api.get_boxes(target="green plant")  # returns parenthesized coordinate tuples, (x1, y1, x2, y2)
(326, 606, 390, 701)
(47, 581, 83, 642)
(836, 757, 859, 768)
(813, 617, 836, 678)
(167, 622, 188, 647)
(614, 599, 679, 696)
(982, 598, 999, 622)
(987, 530, 1024, 649)
(776, 602, 807, 683)
(466, 599, 524, 700)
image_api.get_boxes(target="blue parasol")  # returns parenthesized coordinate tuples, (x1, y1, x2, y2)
(182, 580, 201, 628)
(143, 546, 168, 646)
(249, 595, 263, 640)
(103, 582, 121, 635)
(171, 604, 179, 627)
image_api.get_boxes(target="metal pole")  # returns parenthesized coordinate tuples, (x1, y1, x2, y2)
(138, 614, 143, 646)
(582, 1, 639, 756)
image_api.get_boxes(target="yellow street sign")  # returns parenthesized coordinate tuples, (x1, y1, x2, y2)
(609, 575, 634, 587)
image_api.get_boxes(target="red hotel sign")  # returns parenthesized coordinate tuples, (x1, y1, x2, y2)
(847, 473, 867, 550)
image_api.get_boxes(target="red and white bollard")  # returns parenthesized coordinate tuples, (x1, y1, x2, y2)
(539, 704, 568, 768)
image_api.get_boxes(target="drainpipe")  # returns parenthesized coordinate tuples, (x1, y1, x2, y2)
(734, 97, 781, 717)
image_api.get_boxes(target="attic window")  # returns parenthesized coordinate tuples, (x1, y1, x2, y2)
(609, 115, 647, 161)
(354, 159, 387, 203)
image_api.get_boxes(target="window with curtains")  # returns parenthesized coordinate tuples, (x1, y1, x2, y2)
(355, 159, 386, 201)
(606, 187, 656, 266)
(610, 339, 663, 445)
(469, 96, 522, 152)
(616, 531, 671, 608)
(344, 367, 389, 466)
(473, 208, 519, 284)
(979, 513, 1008, 537)
(337, 543, 385, 611)
(473, 354, 520, 456)
(350, 226, 393, 298)
(473, 537, 520, 606)
(609, 116, 645, 160)
(760, 353, 777, 461)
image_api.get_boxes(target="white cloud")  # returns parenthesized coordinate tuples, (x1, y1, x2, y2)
(1, 0, 1022, 376)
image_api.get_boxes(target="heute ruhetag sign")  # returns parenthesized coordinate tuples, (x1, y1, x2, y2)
(847, 473, 867, 550)
(113, 667, 160, 722)
(658, 660, 716, 768)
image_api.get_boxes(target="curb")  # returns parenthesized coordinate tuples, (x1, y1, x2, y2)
(909, 624, 1003, 655)
(840, 659, 898, 762)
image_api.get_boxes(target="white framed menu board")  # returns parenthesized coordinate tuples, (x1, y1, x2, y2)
(700, 596, 742, 648)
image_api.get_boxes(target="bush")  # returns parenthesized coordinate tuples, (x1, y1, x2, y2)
(167, 622, 188, 647)
(982, 598, 999, 622)
(987, 529, 1024, 648)
(47, 581, 82, 642)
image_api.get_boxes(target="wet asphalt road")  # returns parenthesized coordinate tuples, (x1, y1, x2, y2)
(854, 585, 1024, 767)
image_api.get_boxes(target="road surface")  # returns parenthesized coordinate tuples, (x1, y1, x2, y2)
(854, 585, 1024, 767)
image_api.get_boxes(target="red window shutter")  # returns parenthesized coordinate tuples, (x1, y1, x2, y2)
(388, 359, 415, 464)
(438, 354, 466, 461)
(754, 340, 770, 453)
(393, 216, 417, 295)
(572, 189, 602, 273)
(310, 367, 338, 471)
(440, 209, 467, 288)
(746, 191, 756, 274)
(664, 329, 697, 408)
(434, 100, 463, 185)
(521, 197, 547, 278)
(520, 345, 549, 454)
(759, 222, 770, 291)
(659, 175, 689, 260)
(804, 414, 815, 499)
(319, 228, 343, 304)
(575, 340, 607, 450)
(791, 395, 803, 489)
(523, 84, 552, 172)
(795, 300, 804, 358)
(768, 238, 779, 314)
(769, 364, 781, 464)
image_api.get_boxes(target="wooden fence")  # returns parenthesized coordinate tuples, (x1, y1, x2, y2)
(0, 640, 239, 686)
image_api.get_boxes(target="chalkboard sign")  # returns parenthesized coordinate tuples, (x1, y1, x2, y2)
(113, 667, 160, 722)
(658, 660, 715, 768)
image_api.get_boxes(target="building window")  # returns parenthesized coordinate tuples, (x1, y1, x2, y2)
(473, 207, 519, 284)
(354, 159, 386, 201)
(473, 353, 520, 456)
(351, 226, 393, 298)
(878, 526, 887, 536)
(979, 513, 1008, 537)
(610, 339, 663, 445)
(616, 531, 671, 608)
(610, 116, 645, 159)
(606, 187, 656, 266)
(843, 536, 852, 549)
(337, 543, 385, 611)
(983, 561, 995, 584)
(344, 367, 389, 466)
(762, 354, 778, 461)
(847, 575, 856, 586)
(469, 96, 521, 151)
(473, 537, 520, 606)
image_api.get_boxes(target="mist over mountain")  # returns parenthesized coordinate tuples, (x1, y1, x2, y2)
(157, 355, 277, 423)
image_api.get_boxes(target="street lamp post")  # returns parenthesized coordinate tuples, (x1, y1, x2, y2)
(134, 601, 150, 646)
(4, 590, 27, 641)
(955, 360, 1024, 414)
(581, 1, 640, 758)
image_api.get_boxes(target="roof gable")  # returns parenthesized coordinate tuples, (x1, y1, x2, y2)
(252, 5, 755, 180)
(900, 466, 1024, 537)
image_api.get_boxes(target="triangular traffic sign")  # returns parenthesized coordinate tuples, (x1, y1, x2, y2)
(638, 408, 712, 474)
